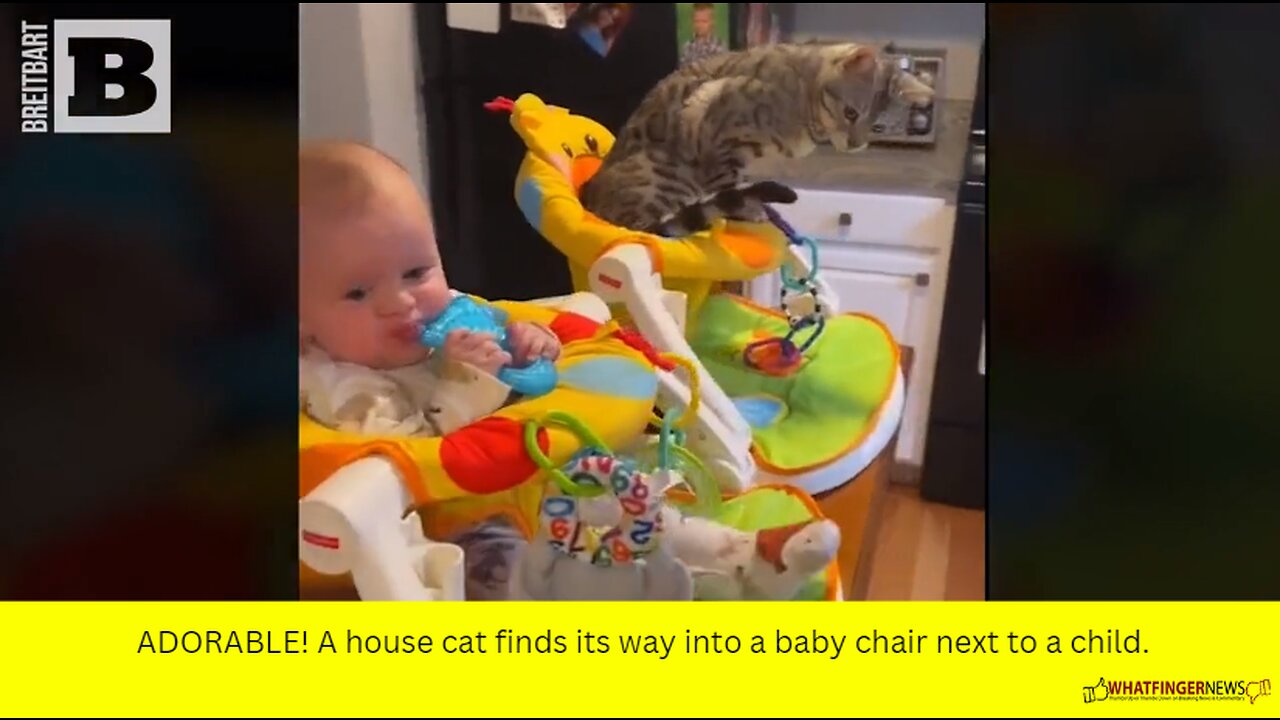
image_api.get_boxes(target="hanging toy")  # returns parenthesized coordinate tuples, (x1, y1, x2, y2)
(742, 206, 827, 376)
(523, 411, 669, 568)
(624, 353, 723, 519)
(513, 408, 696, 601)
(520, 351, 719, 567)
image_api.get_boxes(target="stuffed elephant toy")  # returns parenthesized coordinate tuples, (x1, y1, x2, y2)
(509, 530, 694, 601)
(658, 506, 841, 601)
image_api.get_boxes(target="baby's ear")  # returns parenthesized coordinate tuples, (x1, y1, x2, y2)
(840, 45, 879, 80)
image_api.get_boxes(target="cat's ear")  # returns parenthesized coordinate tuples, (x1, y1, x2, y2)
(840, 45, 879, 79)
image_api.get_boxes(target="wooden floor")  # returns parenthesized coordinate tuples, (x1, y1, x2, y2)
(860, 482, 985, 601)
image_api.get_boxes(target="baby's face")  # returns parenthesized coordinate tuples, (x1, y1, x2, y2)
(300, 188, 454, 370)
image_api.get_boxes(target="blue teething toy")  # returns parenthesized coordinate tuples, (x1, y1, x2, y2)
(419, 295, 559, 398)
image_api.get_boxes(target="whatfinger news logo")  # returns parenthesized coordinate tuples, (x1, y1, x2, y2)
(1083, 677, 1272, 705)
(17, 18, 171, 133)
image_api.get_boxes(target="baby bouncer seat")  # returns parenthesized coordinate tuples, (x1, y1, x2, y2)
(298, 291, 844, 601)
(491, 93, 907, 502)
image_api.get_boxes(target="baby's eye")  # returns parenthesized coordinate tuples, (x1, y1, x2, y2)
(344, 287, 368, 302)
(403, 266, 430, 281)
(843, 106, 860, 121)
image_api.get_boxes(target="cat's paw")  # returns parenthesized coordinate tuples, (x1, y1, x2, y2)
(723, 191, 779, 223)
(720, 181, 798, 223)
(724, 200, 769, 224)
(744, 180, 798, 205)
(650, 216, 695, 238)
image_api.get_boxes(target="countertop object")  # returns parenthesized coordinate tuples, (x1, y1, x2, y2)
(747, 99, 973, 202)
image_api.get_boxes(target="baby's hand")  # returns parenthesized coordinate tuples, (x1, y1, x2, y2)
(507, 321, 562, 367)
(441, 329, 512, 377)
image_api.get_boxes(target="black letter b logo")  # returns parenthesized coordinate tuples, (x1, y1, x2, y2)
(67, 37, 157, 117)
(54, 19, 171, 133)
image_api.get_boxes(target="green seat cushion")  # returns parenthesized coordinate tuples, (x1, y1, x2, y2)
(689, 294, 900, 473)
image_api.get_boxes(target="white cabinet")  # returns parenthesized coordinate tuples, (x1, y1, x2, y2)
(823, 267, 917, 337)
(748, 188, 956, 476)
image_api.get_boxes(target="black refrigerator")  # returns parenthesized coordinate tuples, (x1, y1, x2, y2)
(921, 41, 986, 509)
(416, 4, 684, 301)
(414, 3, 789, 300)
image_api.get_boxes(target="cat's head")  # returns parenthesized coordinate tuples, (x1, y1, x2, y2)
(818, 44, 935, 152)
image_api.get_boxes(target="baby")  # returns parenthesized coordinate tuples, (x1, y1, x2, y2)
(299, 140, 561, 599)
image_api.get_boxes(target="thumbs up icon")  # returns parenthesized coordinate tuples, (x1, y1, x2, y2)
(1083, 677, 1109, 703)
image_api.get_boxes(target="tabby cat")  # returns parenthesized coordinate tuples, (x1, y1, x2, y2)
(578, 41, 936, 237)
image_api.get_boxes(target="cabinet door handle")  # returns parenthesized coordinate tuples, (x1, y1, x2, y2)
(915, 272, 931, 287)
(838, 212, 852, 227)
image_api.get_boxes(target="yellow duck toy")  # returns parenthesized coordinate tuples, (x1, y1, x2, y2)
(487, 93, 794, 330)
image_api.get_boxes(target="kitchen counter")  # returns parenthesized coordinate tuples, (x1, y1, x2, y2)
(747, 99, 973, 203)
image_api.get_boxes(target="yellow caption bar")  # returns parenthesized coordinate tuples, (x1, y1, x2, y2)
(0, 601, 1275, 717)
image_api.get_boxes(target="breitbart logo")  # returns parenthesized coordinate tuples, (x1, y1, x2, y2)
(19, 18, 171, 134)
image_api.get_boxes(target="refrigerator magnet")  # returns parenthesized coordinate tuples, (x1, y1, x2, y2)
(511, 3, 569, 29)
(677, 3, 730, 68)
(567, 4, 633, 58)
(742, 3, 782, 48)
(445, 3, 501, 34)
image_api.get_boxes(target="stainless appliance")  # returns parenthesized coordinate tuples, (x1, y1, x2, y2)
(870, 45, 945, 147)
(921, 41, 985, 509)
